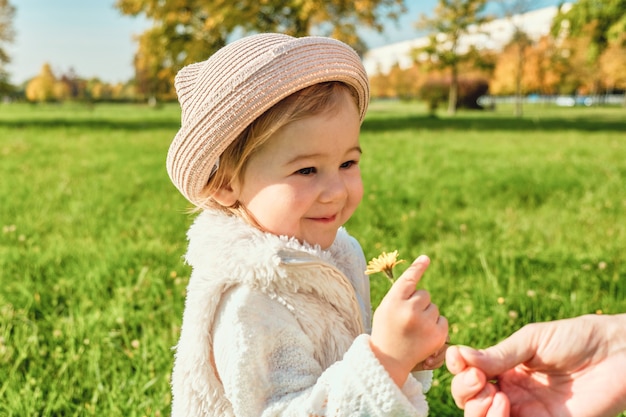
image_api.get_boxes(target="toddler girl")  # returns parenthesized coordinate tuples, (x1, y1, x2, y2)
(166, 33, 449, 417)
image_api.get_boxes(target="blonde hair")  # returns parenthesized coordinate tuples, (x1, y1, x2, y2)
(194, 81, 359, 214)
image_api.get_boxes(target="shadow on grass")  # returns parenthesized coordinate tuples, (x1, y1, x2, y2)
(361, 114, 626, 133)
(2, 111, 625, 133)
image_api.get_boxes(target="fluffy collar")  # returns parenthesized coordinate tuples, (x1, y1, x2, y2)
(185, 208, 365, 292)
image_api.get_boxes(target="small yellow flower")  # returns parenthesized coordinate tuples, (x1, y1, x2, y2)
(365, 250, 405, 282)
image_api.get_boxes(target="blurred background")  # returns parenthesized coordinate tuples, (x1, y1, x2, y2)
(2, 0, 625, 113)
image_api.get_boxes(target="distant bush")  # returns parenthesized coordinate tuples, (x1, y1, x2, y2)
(419, 76, 490, 112)
(458, 77, 489, 109)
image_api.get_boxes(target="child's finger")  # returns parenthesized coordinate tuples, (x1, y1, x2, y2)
(393, 255, 430, 299)
(423, 340, 449, 369)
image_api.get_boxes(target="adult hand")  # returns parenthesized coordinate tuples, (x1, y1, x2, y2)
(446, 314, 626, 417)
(370, 255, 448, 386)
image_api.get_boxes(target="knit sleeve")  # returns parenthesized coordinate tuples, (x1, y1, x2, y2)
(213, 286, 429, 417)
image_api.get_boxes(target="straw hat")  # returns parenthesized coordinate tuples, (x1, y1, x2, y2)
(166, 33, 370, 207)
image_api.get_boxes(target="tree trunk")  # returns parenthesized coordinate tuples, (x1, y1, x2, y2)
(448, 65, 458, 115)
(515, 43, 525, 118)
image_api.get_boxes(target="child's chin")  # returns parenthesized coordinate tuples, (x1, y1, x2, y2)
(304, 235, 336, 250)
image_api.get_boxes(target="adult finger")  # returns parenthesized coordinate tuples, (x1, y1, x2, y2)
(450, 367, 487, 408)
(457, 325, 538, 379)
(486, 392, 510, 417)
(446, 345, 468, 374)
(392, 255, 430, 299)
(464, 383, 498, 417)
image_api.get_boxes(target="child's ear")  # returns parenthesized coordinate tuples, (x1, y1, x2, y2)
(211, 182, 239, 207)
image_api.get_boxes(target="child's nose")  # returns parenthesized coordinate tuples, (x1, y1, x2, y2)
(319, 172, 348, 203)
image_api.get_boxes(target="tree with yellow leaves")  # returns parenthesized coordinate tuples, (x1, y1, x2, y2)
(116, 0, 406, 101)
(524, 35, 563, 96)
(493, 0, 536, 117)
(25, 63, 58, 102)
(551, 0, 626, 96)
(490, 33, 550, 96)
(599, 26, 626, 105)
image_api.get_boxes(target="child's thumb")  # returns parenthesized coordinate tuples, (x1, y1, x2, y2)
(393, 255, 430, 299)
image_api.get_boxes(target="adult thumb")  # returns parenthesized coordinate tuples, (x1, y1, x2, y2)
(457, 327, 536, 378)
(393, 255, 430, 299)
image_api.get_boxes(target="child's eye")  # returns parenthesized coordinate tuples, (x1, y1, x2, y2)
(340, 160, 358, 169)
(296, 167, 316, 175)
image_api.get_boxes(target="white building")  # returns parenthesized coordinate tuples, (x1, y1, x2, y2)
(363, 4, 572, 75)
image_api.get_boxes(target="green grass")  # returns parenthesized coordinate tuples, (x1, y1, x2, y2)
(1, 101, 625, 416)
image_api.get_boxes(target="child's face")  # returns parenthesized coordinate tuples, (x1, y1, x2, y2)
(234, 92, 363, 249)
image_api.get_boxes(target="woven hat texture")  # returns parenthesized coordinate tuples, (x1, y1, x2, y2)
(166, 33, 370, 207)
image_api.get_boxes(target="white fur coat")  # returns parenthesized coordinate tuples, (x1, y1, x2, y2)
(171, 209, 432, 416)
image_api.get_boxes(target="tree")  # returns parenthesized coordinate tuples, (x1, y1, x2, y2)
(490, 34, 561, 96)
(493, 0, 536, 117)
(58, 68, 88, 101)
(414, 0, 491, 115)
(116, 0, 406, 101)
(0, 0, 15, 95)
(551, 0, 626, 95)
(25, 63, 57, 102)
(87, 78, 109, 101)
(490, 41, 522, 95)
(599, 28, 626, 105)
(369, 63, 395, 99)
(524, 35, 563, 95)
(132, 28, 177, 101)
(385, 62, 422, 100)
(570, 25, 601, 94)
(600, 38, 626, 91)
(552, 0, 626, 58)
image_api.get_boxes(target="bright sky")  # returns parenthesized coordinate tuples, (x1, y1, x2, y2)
(6, 0, 565, 85)
(7, 0, 149, 84)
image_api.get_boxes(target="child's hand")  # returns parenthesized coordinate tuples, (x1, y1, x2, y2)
(412, 339, 450, 371)
(369, 255, 449, 387)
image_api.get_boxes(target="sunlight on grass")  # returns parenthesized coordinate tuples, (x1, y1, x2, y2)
(1, 101, 625, 416)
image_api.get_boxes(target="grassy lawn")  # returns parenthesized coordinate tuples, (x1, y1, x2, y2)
(1, 101, 625, 416)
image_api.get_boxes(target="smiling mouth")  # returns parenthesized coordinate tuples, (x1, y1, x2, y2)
(309, 214, 337, 223)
